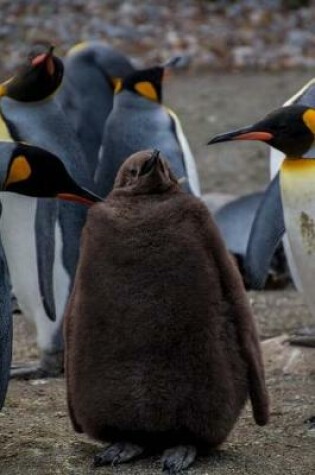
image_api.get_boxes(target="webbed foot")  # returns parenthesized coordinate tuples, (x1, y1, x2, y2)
(162, 445, 197, 474)
(10, 350, 64, 380)
(289, 326, 315, 348)
(93, 442, 143, 467)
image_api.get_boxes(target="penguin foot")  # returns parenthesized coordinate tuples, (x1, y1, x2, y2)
(11, 350, 64, 380)
(289, 326, 315, 348)
(10, 363, 60, 380)
(162, 445, 197, 474)
(93, 442, 144, 467)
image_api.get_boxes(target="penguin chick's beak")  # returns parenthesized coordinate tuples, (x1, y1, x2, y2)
(57, 187, 103, 206)
(207, 126, 273, 145)
(139, 149, 160, 176)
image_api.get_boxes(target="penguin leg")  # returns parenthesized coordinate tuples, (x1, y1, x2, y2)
(10, 349, 64, 380)
(161, 445, 197, 474)
(288, 326, 315, 347)
(93, 442, 144, 467)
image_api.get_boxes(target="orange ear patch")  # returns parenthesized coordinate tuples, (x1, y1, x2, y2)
(134, 81, 158, 101)
(0, 83, 7, 97)
(303, 109, 315, 134)
(5, 155, 32, 188)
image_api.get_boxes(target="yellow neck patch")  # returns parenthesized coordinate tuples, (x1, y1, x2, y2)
(303, 109, 315, 134)
(5, 155, 32, 188)
(134, 81, 158, 101)
(0, 115, 12, 141)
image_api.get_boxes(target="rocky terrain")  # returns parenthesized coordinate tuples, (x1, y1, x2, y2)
(1, 0, 315, 76)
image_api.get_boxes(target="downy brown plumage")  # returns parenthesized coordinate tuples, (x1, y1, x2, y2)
(64, 149, 269, 473)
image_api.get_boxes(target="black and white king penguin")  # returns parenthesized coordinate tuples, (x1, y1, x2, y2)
(0, 140, 101, 408)
(208, 104, 315, 347)
(65, 149, 268, 473)
(0, 44, 94, 378)
(57, 41, 134, 175)
(94, 66, 201, 197)
(270, 78, 315, 293)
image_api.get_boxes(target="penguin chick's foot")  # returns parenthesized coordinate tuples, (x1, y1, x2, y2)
(10, 350, 64, 380)
(289, 326, 315, 348)
(93, 442, 144, 467)
(162, 445, 197, 474)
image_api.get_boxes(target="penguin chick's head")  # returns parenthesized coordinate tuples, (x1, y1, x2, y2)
(0, 142, 102, 205)
(114, 149, 180, 194)
(115, 66, 164, 103)
(0, 43, 64, 102)
(208, 104, 315, 157)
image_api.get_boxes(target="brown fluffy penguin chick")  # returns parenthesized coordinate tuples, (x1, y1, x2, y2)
(64, 149, 269, 473)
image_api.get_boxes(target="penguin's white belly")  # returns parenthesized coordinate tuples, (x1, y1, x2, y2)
(167, 108, 201, 197)
(271, 144, 302, 290)
(0, 193, 69, 352)
(280, 159, 315, 318)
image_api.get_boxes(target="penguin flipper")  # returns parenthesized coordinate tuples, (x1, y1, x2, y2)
(64, 282, 83, 433)
(35, 199, 58, 322)
(195, 202, 269, 426)
(245, 173, 285, 289)
(0, 241, 12, 410)
(214, 192, 264, 258)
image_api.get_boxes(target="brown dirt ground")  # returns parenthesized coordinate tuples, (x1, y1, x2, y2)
(0, 71, 315, 474)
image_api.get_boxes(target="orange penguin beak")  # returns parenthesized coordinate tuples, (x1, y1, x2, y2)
(208, 125, 273, 145)
(57, 187, 103, 206)
(31, 45, 55, 76)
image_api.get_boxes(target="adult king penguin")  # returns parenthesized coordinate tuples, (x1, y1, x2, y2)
(65, 149, 269, 473)
(0, 43, 94, 378)
(270, 78, 315, 293)
(94, 66, 201, 197)
(57, 41, 134, 175)
(0, 140, 101, 409)
(208, 104, 315, 347)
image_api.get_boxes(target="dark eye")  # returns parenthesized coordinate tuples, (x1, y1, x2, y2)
(130, 168, 138, 177)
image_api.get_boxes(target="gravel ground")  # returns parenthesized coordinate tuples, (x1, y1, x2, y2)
(1, 1, 315, 75)
(0, 69, 314, 475)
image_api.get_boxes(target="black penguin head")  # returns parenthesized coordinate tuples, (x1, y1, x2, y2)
(0, 43, 64, 102)
(114, 67, 164, 103)
(208, 104, 315, 157)
(66, 41, 134, 91)
(2, 142, 102, 205)
(114, 149, 179, 194)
